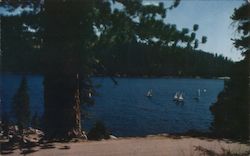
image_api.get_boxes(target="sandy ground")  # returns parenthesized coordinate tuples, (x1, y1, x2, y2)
(1, 135, 250, 156)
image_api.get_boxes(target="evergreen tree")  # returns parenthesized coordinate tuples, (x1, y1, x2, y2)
(12, 76, 30, 130)
(210, 1, 249, 140)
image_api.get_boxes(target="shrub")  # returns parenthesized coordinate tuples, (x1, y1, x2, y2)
(87, 121, 110, 140)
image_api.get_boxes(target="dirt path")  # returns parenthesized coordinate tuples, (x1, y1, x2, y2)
(2, 136, 250, 156)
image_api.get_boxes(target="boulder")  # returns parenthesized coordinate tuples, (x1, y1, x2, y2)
(109, 135, 117, 139)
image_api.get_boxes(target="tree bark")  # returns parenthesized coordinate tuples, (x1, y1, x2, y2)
(43, 73, 82, 138)
(42, 0, 86, 138)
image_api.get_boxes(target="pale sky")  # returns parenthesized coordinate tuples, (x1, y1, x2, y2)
(144, 0, 245, 61)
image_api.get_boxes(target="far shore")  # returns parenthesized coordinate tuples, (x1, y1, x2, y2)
(95, 75, 230, 80)
(1, 72, 230, 80)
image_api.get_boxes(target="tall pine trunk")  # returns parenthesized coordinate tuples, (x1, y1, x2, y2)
(43, 73, 82, 138)
(42, 0, 86, 138)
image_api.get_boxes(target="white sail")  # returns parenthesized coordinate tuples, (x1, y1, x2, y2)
(147, 89, 153, 97)
(197, 89, 201, 97)
(174, 92, 178, 100)
(179, 93, 184, 101)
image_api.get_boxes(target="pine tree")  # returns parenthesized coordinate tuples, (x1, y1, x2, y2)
(210, 1, 249, 140)
(12, 76, 30, 130)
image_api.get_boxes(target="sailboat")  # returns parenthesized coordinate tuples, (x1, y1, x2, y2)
(194, 89, 201, 101)
(174, 92, 179, 100)
(173, 92, 184, 102)
(178, 93, 184, 101)
(146, 89, 153, 97)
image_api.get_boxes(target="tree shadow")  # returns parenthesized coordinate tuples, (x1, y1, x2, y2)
(0, 141, 16, 155)
(20, 149, 38, 155)
(194, 145, 219, 156)
(39, 143, 56, 149)
(1, 140, 40, 155)
(1, 150, 14, 155)
(0, 138, 58, 156)
(58, 145, 71, 150)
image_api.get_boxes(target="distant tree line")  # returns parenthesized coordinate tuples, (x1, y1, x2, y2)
(94, 42, 233, 77)
(2, 15, 233, 77)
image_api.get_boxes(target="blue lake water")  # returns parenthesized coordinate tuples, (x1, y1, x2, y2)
(1, 74, 224, 137)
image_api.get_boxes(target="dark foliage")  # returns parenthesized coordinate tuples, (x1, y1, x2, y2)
(210, 1, 250, 141)
(210, 61, 249, 140)
(12, 76, 30, 129)
(87, 121, 110, 140)
(1, 15, 42, 73)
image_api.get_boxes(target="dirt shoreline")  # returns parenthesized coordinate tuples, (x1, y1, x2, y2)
(1, 135, 249, 156)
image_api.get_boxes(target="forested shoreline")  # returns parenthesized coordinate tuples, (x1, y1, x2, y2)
(93, 43, 233, 77)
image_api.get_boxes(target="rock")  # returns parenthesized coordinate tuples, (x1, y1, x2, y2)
(23, 135, 40, 143)
(36, 129, 44, 137)
(14, 126, 18, 132)
(82, 131, 88, 140)
(28, 127, 36, 133)
(24, 127, 44, 137)
(68, 130, 88, 140)
(109, 135, 117, 139)
(8, 125, 19, 135)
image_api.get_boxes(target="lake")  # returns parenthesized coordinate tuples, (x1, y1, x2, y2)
(1, 74, 224, 137)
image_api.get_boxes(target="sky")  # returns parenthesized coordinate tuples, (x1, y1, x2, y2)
(144, 0, 245, 61)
